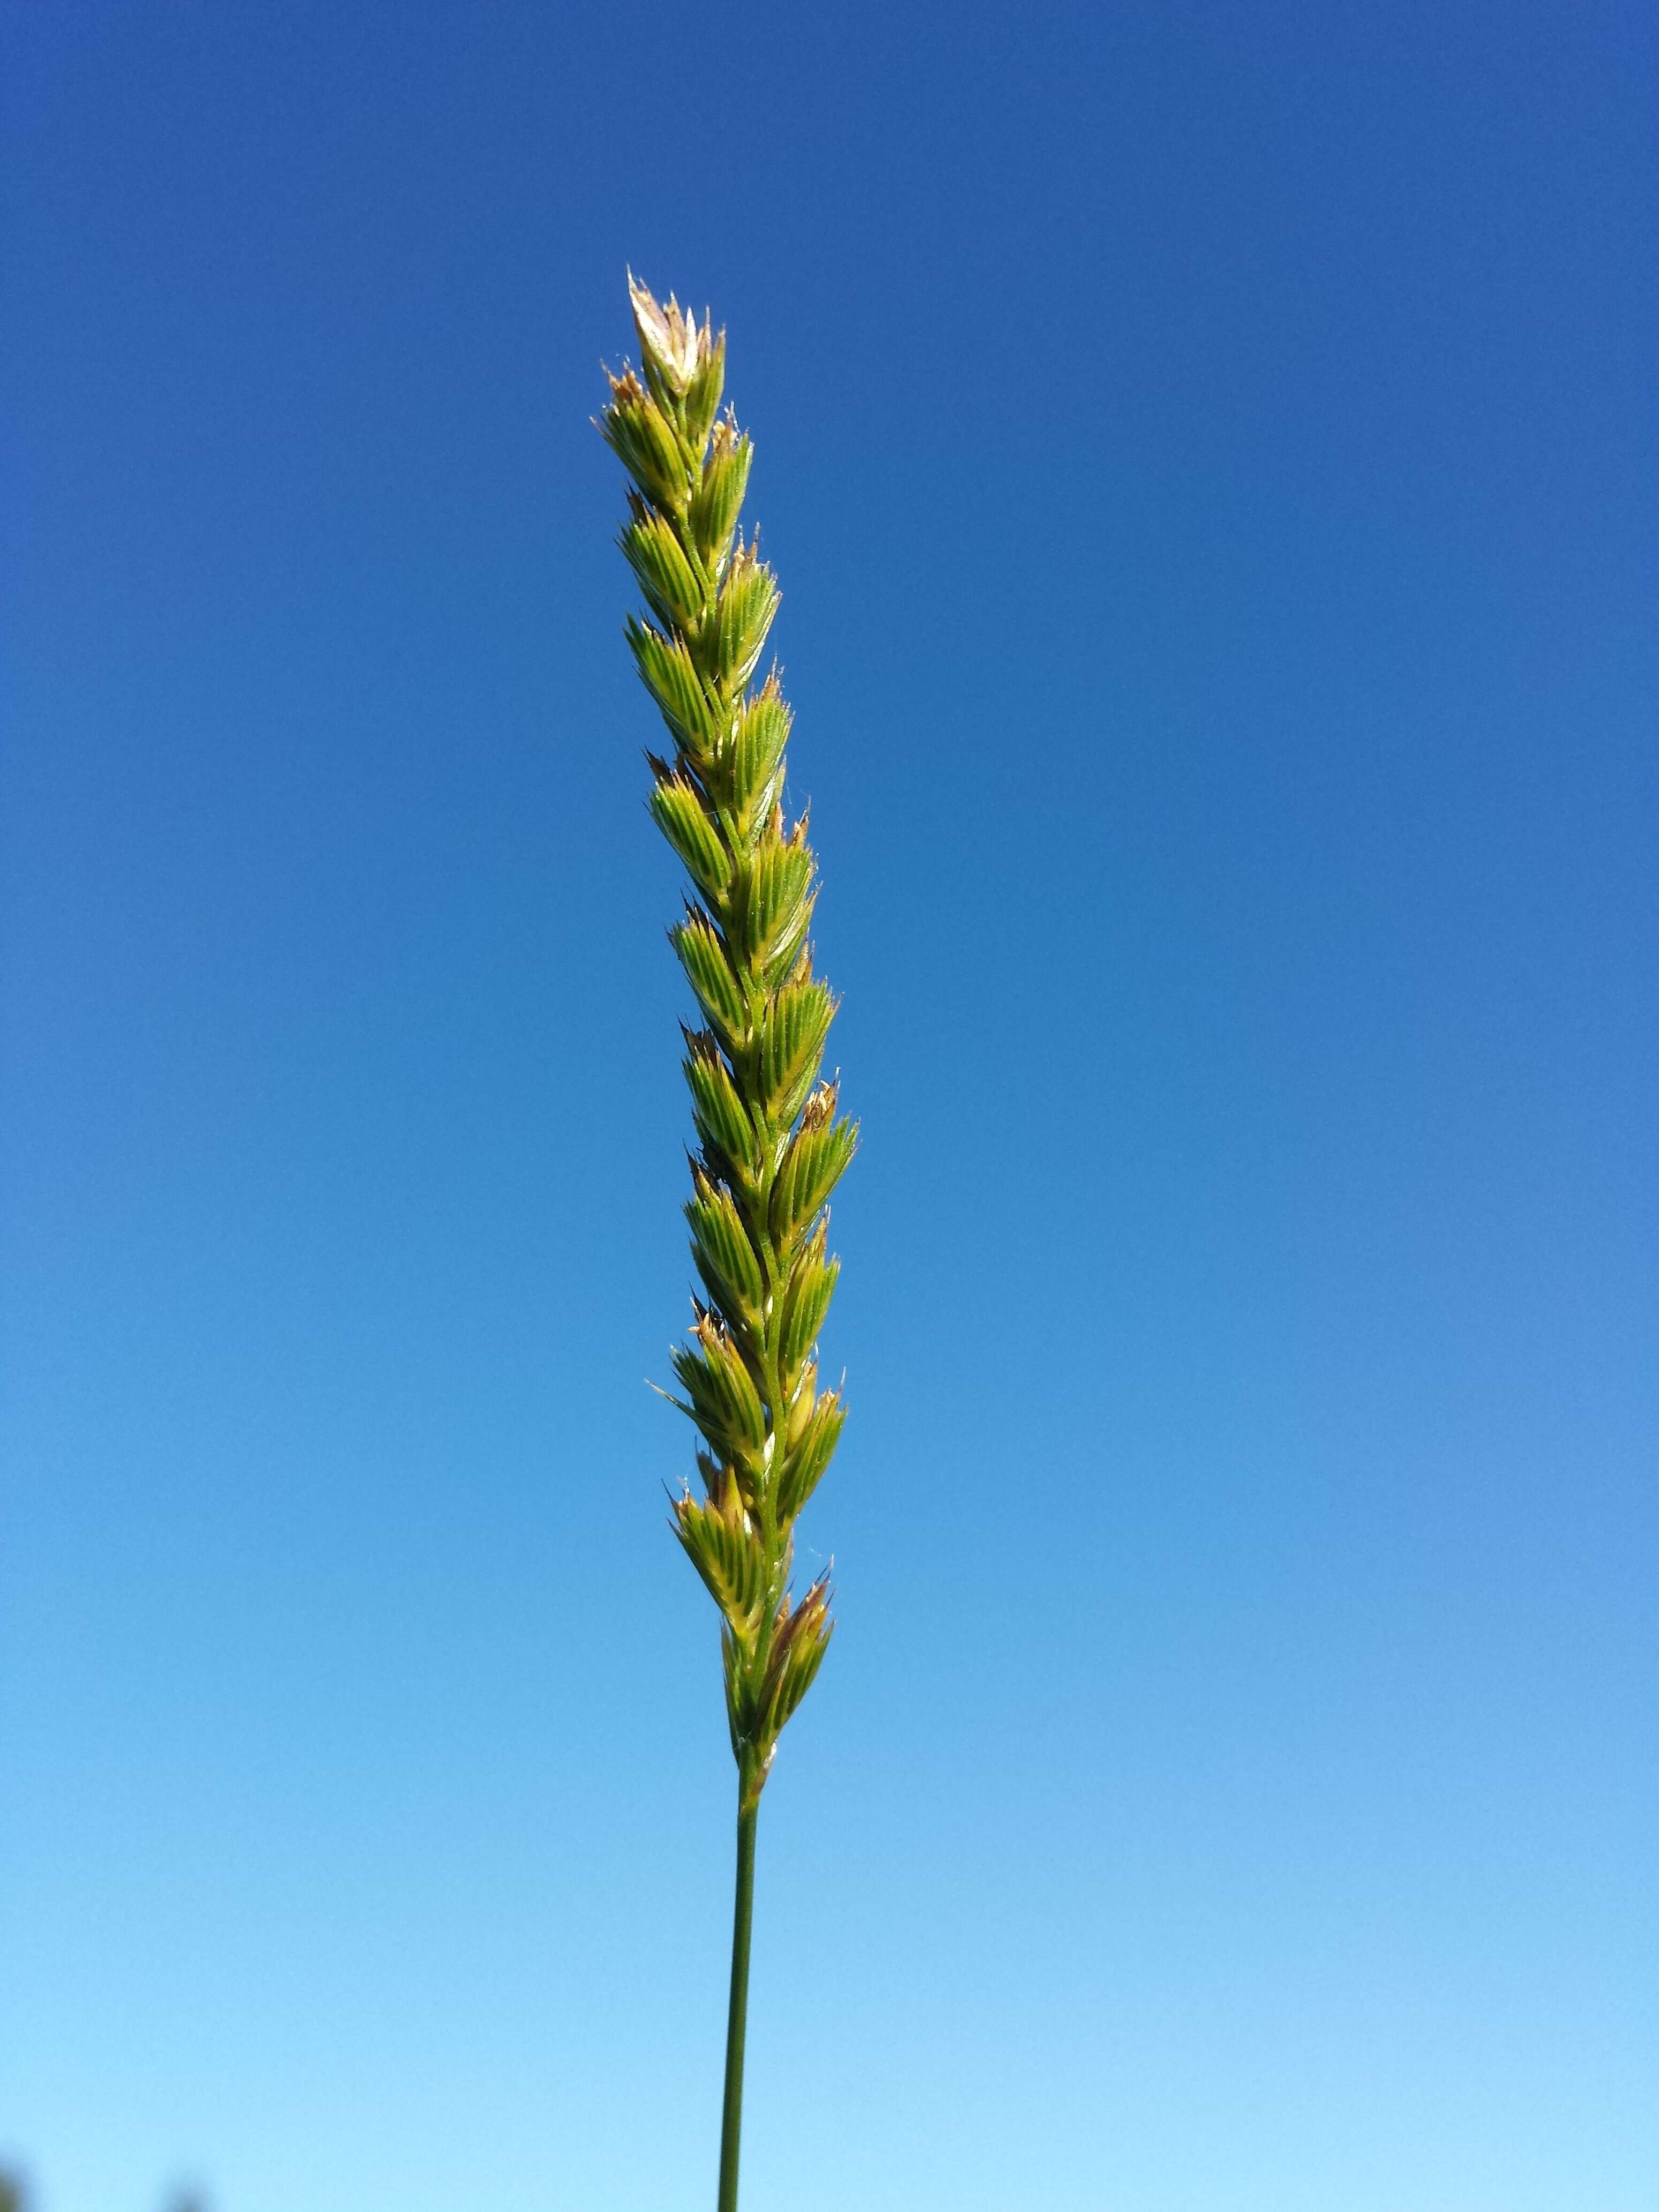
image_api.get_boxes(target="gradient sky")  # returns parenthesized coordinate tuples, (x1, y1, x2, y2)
(3, 5, 1656, 2210)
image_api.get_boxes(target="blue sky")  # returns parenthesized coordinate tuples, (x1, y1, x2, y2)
(3, 4, 1655, 2209)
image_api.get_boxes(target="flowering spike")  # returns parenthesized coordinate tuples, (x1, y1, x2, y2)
(603, 279, 856, 2212)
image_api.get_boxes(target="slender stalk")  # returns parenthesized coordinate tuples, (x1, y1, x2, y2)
(601, 278, 853, 2210)
(718, 1793, 759, 2212)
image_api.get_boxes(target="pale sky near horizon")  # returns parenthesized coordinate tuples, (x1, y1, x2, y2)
(3, 4, 1656, 2209)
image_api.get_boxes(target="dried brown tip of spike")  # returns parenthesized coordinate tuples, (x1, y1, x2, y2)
(627, 276, 711, 390)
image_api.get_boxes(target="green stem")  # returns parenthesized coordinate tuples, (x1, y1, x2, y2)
(717, 1789, 760, 2212)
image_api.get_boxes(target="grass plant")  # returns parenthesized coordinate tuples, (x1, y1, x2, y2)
(601, 280, 855, 2212)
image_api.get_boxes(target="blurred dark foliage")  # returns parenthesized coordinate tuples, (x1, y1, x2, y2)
(0, 2171, 208, 2212)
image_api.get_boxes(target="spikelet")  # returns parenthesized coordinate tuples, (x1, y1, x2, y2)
(603, 282, 855, 1811)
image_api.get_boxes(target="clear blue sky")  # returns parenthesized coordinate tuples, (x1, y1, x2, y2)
(3, 5, 1655, 2209)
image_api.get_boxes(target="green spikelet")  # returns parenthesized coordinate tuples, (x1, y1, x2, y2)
(602, 277, 855, 2212)
(603, 276, 855, 1805)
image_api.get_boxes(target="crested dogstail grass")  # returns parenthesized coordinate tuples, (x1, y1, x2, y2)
(602, 278, 853, 2212)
